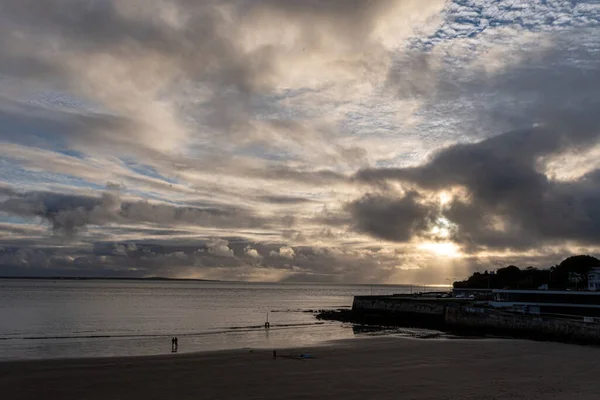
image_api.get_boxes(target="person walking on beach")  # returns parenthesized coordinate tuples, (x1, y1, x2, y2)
(171, 337, 176, 352)
(174, 337, 178, 350)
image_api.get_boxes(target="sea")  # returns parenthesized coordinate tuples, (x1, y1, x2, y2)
(0, 279, 431, 361)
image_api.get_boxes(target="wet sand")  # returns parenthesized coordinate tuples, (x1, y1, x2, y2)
(2, 337, 600, 400)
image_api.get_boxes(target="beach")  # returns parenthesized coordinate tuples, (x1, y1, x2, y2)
(2, 337, 600, 400)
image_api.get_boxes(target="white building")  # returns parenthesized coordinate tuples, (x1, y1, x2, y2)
(588, 267, 600, 291)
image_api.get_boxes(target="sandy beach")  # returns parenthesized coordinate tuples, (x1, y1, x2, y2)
(2, 337, 600, 400)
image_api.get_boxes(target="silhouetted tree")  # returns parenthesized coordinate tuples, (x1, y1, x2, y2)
(551, 255, 600, 289)
(496, 265, 521, 288)
(453, 255, 600, 290)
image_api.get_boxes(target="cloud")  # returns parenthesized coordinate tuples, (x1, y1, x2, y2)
(0, 191, 120, 236)
(355, 113, 600, 250)
(269, 246, 296, 259)
(346, 191, 433, 242)
(113, 244, 128, 256)
(0, 0, 445, 157)
(206, 239, 235, 258)
(0, 188, 270, 235)
(347, 30, 600, 253)
(244, 246, 263, 259)
(258, 195, 313, 205)
(2, 1, 600, 283)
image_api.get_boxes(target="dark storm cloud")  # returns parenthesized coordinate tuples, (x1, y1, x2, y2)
(357, 121, 600, 191)
(354, 123, 600, 248)
(355, 121, 600, 250)
(0, 189, 270, 235)
(0, 191, 107, 235)
(352, 38, 600, 250)
(346, 191, 432, 242)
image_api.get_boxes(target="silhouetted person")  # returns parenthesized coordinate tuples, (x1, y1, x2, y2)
(273, 350, 277, 359)
(174, 337, 178, 350)
(171, 337, 176, 352)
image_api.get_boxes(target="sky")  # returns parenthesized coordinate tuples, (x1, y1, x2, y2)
(1, 0, 600, 284)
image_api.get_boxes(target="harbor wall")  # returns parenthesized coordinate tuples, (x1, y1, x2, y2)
(352, 296, 600, 343)
(444, 304, 600, 343)
(353, 296, 445, 315)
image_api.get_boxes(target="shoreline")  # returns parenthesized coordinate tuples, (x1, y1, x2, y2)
(0, 321, 493, 363)
(0, 320, 355, 362)
(0, 334, 346, 366)
(0, 327, 504, 365)
(0, 335, 459, 365)
(2, 337, 600, 399)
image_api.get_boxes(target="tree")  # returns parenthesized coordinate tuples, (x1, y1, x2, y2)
(453, 255, 600, 290)
(558, 255, 600, 274)
(552, 255, 600, 289)
(496, 265, 521, 288)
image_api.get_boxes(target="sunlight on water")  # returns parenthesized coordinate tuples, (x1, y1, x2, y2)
(0, 279, 413, 360)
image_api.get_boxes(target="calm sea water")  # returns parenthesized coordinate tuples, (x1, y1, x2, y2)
(0, 279, 416, 361)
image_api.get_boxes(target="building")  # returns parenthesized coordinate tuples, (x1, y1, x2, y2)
(452, 288, 493, 300)
(588, 267, 600, 291)
(490, 289, 600, 317)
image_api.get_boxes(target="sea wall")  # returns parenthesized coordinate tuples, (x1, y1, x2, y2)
(349, 296, 600, 344)
(350, 296, 446, 329)
(444, 304, 600, 343)
(353, 296, 446, 315)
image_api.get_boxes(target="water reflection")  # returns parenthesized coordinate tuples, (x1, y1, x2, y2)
(0, 279, 414, 360)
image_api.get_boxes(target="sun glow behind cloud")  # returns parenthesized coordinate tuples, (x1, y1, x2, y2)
(438, 191, 451, 207)
(418, 242, 462, 258)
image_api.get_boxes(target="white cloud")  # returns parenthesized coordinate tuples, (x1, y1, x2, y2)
(244, 246, 263, 259)
(207, 239, 235, 258)
(270, 246, 295, 259)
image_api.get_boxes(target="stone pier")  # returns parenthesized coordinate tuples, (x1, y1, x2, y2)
(349, 295, 600, 344)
